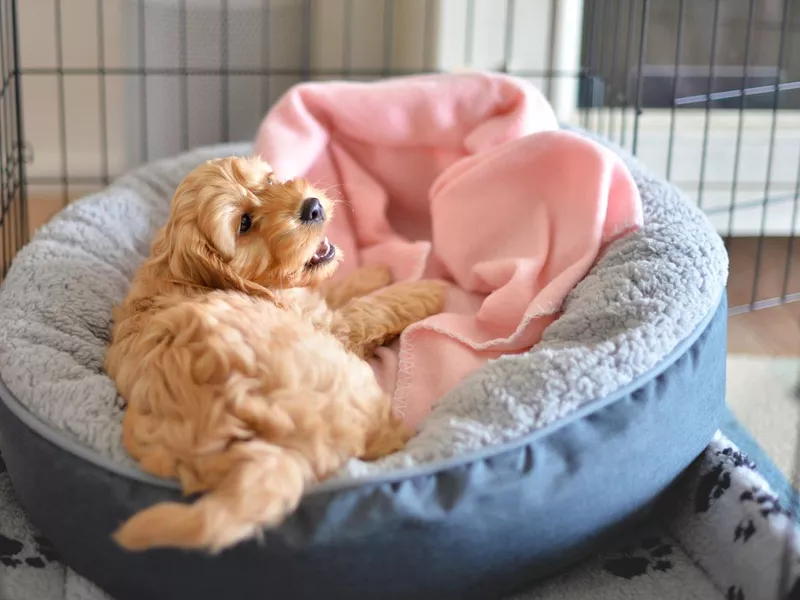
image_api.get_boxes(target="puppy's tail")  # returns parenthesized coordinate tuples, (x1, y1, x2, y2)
(113, 443, 308, 553)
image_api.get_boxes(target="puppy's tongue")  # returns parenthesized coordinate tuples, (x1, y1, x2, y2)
(309, 238, 331, 266)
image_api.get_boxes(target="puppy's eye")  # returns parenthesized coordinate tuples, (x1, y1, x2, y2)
(239, 213, 253, 234)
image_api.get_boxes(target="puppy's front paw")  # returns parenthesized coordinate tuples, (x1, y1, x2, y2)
(325, 264, 394, 309)
(420, 279, 448, 315)
(359, 264, 393, 294)
(394, 279, 448, 319)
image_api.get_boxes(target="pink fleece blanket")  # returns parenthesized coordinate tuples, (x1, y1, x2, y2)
(253, 72, 642, 430)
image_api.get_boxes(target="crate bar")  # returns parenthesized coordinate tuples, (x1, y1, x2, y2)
(751, 0, 792, 309)
(696, 0, 721, 210)
(220, 0, 229, 143)
(261, 0, 271, 105)
(725, 0, 756, 253)
(631, 0, 650, 156)
(138, 0, 148, 162)
(664, 0, 685, 181)
(782, 152, 800, 301)
(1, 0, 9, 274)
(619, 0, 636, 149)
(179, 0, 189, 151)
(53, 0, 68, 206)
(96, 0, 109, 185)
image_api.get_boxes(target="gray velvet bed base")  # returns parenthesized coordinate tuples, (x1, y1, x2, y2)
(0, 294, 725, 600)
(0, 129, 729, 599)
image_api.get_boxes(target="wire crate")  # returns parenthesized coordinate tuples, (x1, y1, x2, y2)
(1, 1, 800, 597)
(9, 0, 800, 314)
(0, 0, 26, 279)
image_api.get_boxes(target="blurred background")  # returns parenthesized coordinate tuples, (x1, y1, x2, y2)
(11, 0, 800, 478)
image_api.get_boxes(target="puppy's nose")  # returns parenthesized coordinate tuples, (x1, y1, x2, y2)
(299, 197, 325, 224)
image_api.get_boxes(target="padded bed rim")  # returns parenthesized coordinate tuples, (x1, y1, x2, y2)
(0, 288, 726, 493)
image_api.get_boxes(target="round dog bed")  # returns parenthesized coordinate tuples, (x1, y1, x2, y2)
(0, 129, 728, 600)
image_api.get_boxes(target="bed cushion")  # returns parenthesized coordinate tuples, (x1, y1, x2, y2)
(0, 128, 728, 600)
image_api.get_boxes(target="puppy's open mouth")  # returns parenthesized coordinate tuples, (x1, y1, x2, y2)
(306, 237, 336, 268)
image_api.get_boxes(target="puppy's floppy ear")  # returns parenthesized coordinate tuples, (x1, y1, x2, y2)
(195, 159, 278, 260)
(152, 218, 281, 305)
(197, 200, 238, 262)
(186, 240, 273, 299)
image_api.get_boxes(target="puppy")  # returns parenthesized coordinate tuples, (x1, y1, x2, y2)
(105, 156, 446, 552)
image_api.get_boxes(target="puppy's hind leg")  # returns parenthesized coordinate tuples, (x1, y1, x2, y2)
(333, 279, 447, 359)
(113, 439, 311, 553)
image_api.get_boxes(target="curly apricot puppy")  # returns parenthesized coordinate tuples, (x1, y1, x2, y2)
(105, 156, 446, 552)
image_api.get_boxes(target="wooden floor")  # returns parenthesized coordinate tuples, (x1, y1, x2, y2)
(727, 236, 800, 356)
(17, 198, 800, 357)
(27, 197, 63, 237)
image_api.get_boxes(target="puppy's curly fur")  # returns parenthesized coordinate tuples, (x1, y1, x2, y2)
(105, 156, 446, 552)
